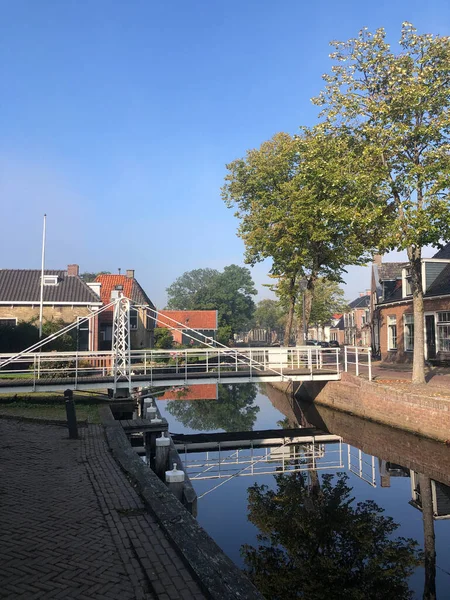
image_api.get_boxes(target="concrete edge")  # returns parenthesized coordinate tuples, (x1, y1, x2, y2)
(99, 406, 263, 600)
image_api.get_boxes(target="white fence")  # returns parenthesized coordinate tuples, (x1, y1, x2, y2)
(343, 346, 372, 381)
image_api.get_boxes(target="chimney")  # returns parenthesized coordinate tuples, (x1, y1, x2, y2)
(67, 264, 79, 277)
(126, 269, 135, 279)
(373, 254, 382, 266)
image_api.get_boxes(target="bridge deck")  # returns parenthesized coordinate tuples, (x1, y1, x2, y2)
(0, 367, 340, 393)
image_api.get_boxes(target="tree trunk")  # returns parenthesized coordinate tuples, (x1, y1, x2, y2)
(284, 277, 297, 346)
(303, 277, 316, 337)
(408, 246, 426, 384)
(419, 474, 436, 600)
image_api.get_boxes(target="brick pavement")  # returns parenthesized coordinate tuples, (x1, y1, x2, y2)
(0, 419, 207, 600)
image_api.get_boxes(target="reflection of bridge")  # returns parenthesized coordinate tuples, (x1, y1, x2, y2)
(0, 296, 344, 395)
(172, 428, 343, 481)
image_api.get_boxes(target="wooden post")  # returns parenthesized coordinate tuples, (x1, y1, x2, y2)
(64, 389, 78, 440)
(165, 463, 185, 502)
(155, 433, 170, 479)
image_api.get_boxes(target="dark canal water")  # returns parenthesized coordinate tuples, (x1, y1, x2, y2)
(157, 383, 450, 599)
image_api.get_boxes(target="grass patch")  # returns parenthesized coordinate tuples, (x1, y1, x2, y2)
(0, 401, 103, 423)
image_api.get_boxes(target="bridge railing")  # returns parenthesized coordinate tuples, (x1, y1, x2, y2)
(134, 346, 340, 381)
(343, 346, 372, 381)
(0, 350, 115, 388)
(0, 346, 340, 387)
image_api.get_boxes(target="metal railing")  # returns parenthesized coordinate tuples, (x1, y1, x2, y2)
(0, 346, 341, 388)
(343, 346, 372, 381)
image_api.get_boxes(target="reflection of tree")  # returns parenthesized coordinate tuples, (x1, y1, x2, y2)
(418, 474, 436, 600)
(242, 472, 421, 600)
(166, 384, 259, 432)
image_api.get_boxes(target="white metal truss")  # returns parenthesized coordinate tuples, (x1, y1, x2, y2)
(112, 296, 131, 393)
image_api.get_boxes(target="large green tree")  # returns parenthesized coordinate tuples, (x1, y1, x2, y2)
(165, 383, 259, 431)
(166, 265, 257, 343)
(166, 268, 219, 310)
(223, 129, 382, 345)
(313, 23, 450, 383)
(242, 472, 421, 600)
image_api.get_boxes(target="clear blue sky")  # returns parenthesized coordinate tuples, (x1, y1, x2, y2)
(1, 0, 449, 307)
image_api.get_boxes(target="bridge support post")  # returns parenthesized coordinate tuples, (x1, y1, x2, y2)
(64, 389, 78, 440)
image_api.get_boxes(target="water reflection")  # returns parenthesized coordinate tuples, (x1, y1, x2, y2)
(166, 383, 259, 431)
(242, 471, 422, 600)
(158, 383, 450, 598)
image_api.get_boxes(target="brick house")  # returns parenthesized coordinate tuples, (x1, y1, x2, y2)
(95, 271, 156, 350)
(156, 310, 218, 346)
(343, 292, 371, 346)
(0, 265, 102, 350)
(371, 246, 450, 363)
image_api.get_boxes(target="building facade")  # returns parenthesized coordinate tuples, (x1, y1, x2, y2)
(156, 310, 218, 346)
(0, 265, 102, 351)
(343, 292, 371, 346)
(371, 246, 450, 363)
(95, 271, 156, 350)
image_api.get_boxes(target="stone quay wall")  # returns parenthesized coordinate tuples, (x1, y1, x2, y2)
(272, 374, 450, 442)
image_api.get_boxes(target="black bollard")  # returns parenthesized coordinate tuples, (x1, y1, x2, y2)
(64, 389, 78, 439)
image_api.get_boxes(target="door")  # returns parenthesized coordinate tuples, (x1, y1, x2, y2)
(425, 315, 436, 360)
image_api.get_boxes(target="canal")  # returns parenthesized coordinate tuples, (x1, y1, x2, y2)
(157, 382, 450, 599)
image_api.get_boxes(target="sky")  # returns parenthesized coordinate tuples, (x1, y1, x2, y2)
(1, 0, 449, 308)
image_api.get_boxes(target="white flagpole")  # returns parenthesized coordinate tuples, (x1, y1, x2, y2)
(39, 214, 47, 338)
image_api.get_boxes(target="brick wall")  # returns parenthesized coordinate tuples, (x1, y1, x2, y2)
(297, 399, 450, 486)
(296, 372, 450, 442)
(379, 296, 450, 362)
(0, 305, 99, 351)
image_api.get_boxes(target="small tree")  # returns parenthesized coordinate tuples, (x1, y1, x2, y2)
(153, 328, 174, 349)
(314, 23, 450, 383)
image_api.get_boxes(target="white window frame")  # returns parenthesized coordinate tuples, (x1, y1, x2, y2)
(388, 315, 397, 351)
(0, 318, 18, 326)
(42, 275, 58, 286)
(403, 314, 414, 352)
(437, 312, 450, 353)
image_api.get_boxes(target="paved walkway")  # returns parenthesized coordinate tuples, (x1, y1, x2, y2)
(0, 420, 206, 600)
(370, 362, 450, 394)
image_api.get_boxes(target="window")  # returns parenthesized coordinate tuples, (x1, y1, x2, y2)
(404, 314, 414, 351)
(388, 316, 397, 350)
(77, 317, 89, 351)
(0, 318, 17, 327)
(437, 313, 450, 352)
(404, 276, 412, 296)
(130, 308, 138, 330)
(146, 313, 154, 330)
(42, 275, 58, 286)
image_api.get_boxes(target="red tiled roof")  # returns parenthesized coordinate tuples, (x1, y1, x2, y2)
(156, 310, 217, 330)
(95, 274, 154, 313)
(159, 384, 218, 401)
